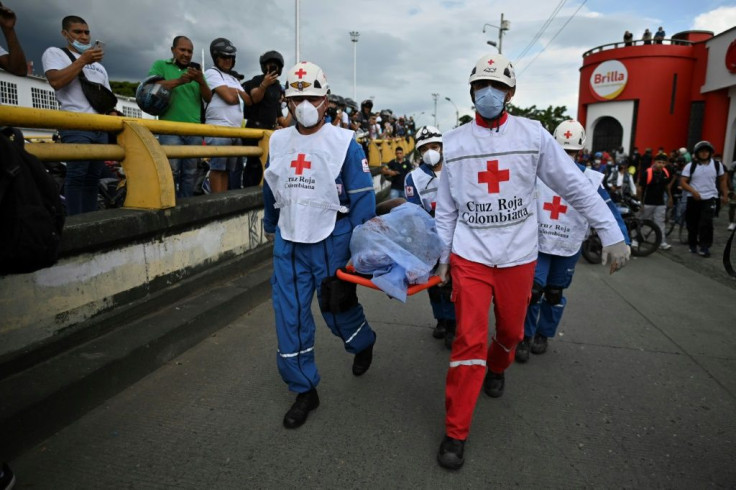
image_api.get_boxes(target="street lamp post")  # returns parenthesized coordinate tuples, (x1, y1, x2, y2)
(444, 96, 459, 127)
(482, 13, 510, 54)
(432, 93, 439, 127)
(295, 0, 301, 62)
(350, 31, 360, 101)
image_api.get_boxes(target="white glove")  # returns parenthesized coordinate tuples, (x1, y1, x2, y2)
(436, 263, 450, 285)
(601, 240, 630, 274)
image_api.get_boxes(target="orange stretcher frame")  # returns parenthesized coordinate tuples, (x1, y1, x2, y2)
(336, 265, 442, 295)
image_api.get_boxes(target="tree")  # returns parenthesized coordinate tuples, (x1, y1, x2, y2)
(458, 114, 473, 126)
(507, 103, 571, 133)
(109, 81, 140, 98)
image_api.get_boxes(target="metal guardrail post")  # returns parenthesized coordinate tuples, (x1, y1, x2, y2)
(118, 121, 176, 209)
(258, 130, 271, 185)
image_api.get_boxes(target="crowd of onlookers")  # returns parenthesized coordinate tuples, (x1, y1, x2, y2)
(623, 26, 667, 46)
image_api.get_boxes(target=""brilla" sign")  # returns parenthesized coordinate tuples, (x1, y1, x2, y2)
(590, 60, 628, 100)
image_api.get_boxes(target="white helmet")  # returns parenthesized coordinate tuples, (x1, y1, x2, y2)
(415, 125, 443, 150)
(679, 147, 687, 154)
(284, 61, 329, 97)
(553, 120, 586, 151)
(469, 53, 516, 88)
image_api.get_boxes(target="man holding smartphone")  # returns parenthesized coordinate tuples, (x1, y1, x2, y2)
(148, 35, 212, 198)
(0, 2, 26, 76)
(241, 50, 284, 187)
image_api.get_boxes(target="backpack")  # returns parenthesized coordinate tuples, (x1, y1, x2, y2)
(0, 127, 66, 274)
(687, 159, 722, 183)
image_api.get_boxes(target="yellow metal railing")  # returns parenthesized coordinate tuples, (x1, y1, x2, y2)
(0, 106, 270, 210)
(365, 136, 415, 167)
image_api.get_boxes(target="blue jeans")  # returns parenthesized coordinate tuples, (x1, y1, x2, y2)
(158, 134, 201, 198)
(524, 250, 580, 338)
(59, 129, 107, 215)
(389, 188, 405, 199)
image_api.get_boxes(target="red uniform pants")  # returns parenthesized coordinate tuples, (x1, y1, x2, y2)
(445, 253, 535, 440)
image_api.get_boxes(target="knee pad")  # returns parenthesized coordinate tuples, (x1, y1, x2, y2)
(530, 281, 544, 304)
(544, 286, 564, 305)
(319, 273, 359, 314)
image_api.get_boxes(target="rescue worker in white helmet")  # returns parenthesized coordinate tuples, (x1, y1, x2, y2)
(262, 61, 378, 429)
(519, 120, 629, 363)
(433, 53, 631, 471)
(404, 126, 456, 348)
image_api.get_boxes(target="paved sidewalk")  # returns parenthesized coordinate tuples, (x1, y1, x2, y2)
(10, 249, 736, 488)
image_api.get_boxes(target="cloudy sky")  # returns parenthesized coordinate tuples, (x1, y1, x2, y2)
(9, 0, 736, 130)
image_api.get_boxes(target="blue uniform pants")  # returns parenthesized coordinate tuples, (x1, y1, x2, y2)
(272, 228, 376, 393)
(523, 250, 580, 338)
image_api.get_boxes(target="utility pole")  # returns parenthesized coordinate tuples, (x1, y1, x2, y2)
(295, 0, 301, 63)
(483, 13, 510, 54)
(350, 31, 360, 101)
(432, 93, 439, 127)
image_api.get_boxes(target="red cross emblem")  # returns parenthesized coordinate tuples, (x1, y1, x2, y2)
(487, 59, 495, 65)
(563, 130, 572, 139)
(291, 153, 311, 175)
(295, 68, 307, 79)
(543, 196, 568, 220)
(477, 160, 509, 194)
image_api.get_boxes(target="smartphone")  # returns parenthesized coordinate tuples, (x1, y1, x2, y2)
(94, 40, 105, 50)
(189, 62, 201, 70)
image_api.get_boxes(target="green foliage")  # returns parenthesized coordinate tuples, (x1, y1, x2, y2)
(109, 80, 140, 98)
(458, 114, 473, 126)
(506, 103, 571, 133)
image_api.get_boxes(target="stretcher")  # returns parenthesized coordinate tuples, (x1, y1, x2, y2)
(336, 264, 442, 296)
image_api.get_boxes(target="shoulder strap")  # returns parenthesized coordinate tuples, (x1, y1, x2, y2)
(61, 47, 87, 80)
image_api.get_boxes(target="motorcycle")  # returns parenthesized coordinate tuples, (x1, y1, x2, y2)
(581, 195, 662, 264)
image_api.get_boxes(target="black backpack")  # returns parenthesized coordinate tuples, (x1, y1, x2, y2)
(0, 127, 65, 274)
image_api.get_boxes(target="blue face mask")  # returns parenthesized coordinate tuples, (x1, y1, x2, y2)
(474, 86, 507, 119)
(71, 39, 93, 53)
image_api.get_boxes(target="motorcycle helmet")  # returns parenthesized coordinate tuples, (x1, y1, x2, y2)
(553, 120, 586, 151)
(693, 140, 714, 155)
(594, 151, 603, 159)
(210, 38, 237, 66)
(259, 50, 284, 75)
(284, 61, 329, 97)
(469, 53, 516, 88)
(136, 75, 171, 116)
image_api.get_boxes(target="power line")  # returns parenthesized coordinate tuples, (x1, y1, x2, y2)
(514, 0, 567, 62)
(517, 0, 588, 78)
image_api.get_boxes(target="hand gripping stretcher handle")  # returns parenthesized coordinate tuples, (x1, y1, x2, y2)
(336, 265, 442, 296)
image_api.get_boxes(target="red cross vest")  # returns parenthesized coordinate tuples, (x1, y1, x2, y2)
(536, 168, 604, 256)
(265, 124, 353, 243)
(407, 166, 440, 213)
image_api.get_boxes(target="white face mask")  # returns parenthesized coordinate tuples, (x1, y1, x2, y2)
(422, 149, 441, 166)
(293, 99, 323, 128)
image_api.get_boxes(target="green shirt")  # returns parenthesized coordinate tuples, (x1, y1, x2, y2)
(148, 58, 203, 123)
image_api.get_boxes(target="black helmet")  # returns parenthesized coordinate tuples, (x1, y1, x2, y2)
(259, 50, 284, 75)
(361, 99, 373, 109)
(693, 140, 714, 154)
(136, 76, 171, 116)
(210, 38, 237, 64)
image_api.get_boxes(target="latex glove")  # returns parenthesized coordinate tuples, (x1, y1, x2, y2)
(436, 263, 450, 285)
(601, 240, 630, 274)
(265, 232, 275, 242)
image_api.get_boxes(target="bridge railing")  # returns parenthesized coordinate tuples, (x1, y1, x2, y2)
(0, 106, 270, 210)
(582, 38, 694, 57)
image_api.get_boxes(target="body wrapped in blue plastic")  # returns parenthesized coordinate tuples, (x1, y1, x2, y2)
(350, 202, 443, 302)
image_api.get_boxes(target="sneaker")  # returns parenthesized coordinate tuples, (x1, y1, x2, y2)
(483, 370, 505, 398)
(444, 320, 456, 350)
(698, 248, 711, 258)
(515, 336, 531, 363)
(352, 333, 376, 376)
(0, 463, 15, 490)
(283, 388, 320, 429)
(437, 436, 465, 470)
(432, 319, 447, 339)
(659, 243, 672, 250)
(689, 248, 697, 254)
(728, 223, 736, 231)
(531, 334, 548, 355)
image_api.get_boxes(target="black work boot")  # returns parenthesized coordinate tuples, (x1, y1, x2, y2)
(483, 370, 505, 398)
(515, 336, 531, 363)
(283, 388, 320, 429)
(352, 332, 376, 376)
(432, 319, 447, 339)
(444, 320, 456, 350)
(437, 435, 465, 470)
(531, 334, 548, 355)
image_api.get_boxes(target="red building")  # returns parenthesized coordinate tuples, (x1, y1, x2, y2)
(577, 27, 736, 162)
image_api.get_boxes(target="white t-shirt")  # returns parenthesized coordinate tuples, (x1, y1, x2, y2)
(205, 68, 243, 127)
(681, 160, 724, 199)
(41, 47, 111, 113)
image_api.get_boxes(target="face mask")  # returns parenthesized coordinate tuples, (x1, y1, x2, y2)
(422, 149, 441, 166)
(594, 159, 601, 165)
(293, 100, 323, 128)
(70, 39, 92, 53)
(474, 86, 506, 119)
